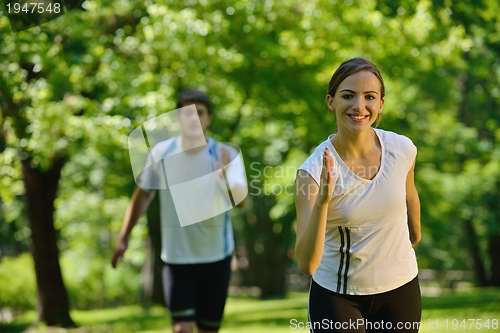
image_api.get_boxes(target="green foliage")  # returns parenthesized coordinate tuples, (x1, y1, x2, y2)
(0, 253, 36, 311)
(2, 0, 500, 313)
(61, 249, 143, 310)
(0, 249, 144, 311)
(55, 190, 147, 309)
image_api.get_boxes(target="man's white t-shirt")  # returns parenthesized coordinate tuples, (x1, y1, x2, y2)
(298, 128, 418, 295)
(139, 136, 247, 264)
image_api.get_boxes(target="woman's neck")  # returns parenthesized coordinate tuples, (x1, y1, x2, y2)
(332, 128, 379, 159)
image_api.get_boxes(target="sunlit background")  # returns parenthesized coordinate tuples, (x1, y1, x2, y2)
(1, 0, 499, 332)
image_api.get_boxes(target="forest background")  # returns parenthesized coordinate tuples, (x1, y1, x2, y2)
(1, 0, 499, 327)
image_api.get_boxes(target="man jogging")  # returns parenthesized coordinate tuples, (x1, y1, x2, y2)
(112, 89, 247, 333)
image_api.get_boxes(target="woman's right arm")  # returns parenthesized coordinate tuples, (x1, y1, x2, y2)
(295, 147, 335, 275)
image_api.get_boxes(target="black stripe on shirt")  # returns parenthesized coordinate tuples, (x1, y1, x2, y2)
(336, 226, 345, 293)
(336, 227, 351, 294)
(343, 228, 351, 294)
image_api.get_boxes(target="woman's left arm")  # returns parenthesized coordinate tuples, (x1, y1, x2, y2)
(406, 158, 421, 247)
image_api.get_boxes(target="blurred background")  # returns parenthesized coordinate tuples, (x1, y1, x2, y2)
(1, 0, 499, 331)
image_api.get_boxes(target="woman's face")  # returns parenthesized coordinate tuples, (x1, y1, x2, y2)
(327, 70, 384, 134)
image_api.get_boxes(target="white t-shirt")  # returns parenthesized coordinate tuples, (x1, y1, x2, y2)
(139, 136, 247, 264)
(298, 128, 418, 295)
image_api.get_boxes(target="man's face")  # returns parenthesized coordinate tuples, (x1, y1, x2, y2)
(177, 102, 212, 139)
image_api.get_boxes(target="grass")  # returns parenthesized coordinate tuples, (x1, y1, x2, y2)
(1, 288, 499, 333)
(420, 287, 500, 332)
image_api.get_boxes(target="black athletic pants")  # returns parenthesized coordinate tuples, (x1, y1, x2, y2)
(162, 256, 232, 331)
(308, 276, 422, 332)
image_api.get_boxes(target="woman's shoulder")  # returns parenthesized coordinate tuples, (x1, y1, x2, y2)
(375, 128, 416, 150)
(375, 128, 417, 167)
(297, 135, 334, 184)
(308, 135, 334, 158)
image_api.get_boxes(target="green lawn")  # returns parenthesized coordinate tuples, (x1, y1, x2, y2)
(1, 288, 499, 333)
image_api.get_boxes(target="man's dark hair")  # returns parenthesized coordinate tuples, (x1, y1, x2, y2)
(176, 90, 213, 115)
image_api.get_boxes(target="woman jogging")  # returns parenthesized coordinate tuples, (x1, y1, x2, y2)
(295, 57, 422, 332)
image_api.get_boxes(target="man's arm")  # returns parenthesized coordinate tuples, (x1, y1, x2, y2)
(217, 146, 247, 208)
(228, 183, 247, 208)
(111, 187, 156, 268)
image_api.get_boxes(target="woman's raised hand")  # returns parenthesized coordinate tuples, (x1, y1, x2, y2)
(317, 146, 335, 205)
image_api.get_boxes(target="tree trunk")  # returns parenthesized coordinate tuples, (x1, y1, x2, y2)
(488, 233, 500, 286)
(142, 193, 165, 306)
(242, 194, 292, 299)
(21, 157, 75, 327)
(485, 184, 500, 287)
(259, 249, 287, 299)
(463, 218, 488, 287)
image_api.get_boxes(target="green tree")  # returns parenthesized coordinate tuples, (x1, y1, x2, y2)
(430, 0, 500, 286)
(2, 2, 499, 327)
(0, 0, 148, 324)
(375, 0, 500, 286)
